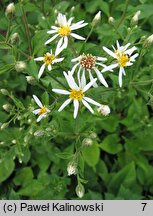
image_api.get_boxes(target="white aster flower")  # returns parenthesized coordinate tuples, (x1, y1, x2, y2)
(32, 95, 50, 122)
(52, 71, 101, 118)
(102, 40, 139, 87)
(45, 13, 88, 51)
(71, 54, 108, 88)
(34, 47, 64, 79)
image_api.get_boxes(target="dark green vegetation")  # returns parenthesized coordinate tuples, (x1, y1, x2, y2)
(0, 0, 153, 199)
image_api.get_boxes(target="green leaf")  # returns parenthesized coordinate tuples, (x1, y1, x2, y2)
(18, 180, 44, 196)
(0, 156, 15, 183)
(82, 143, 100, 167)
(56, 152, 73, 160)
(13, 167, 34, 186)
(0, 64, 14, 74)
(108, 162, 136, 194)
(99, 134, 123, 154)
(0, 42, 11, 49)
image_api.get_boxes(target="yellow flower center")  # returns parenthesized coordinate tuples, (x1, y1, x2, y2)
(80, 54, 96, 69)
(115, 50, 129, 67)
(58, 26, 71, 37)
(39, 106, 47, 115)
(69, 89, 84, 101)
(43, 54, 55, 65)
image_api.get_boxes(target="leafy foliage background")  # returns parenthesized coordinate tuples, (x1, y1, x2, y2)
(0, 0, 153, 200)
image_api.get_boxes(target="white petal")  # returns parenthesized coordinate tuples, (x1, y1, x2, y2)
(38, 63, 46, 79)
(33, 95, 43, 108)
(63, 71, 77, 89)
(126, 62, 133, 66)
(70, 20, 85, 29)
(103, 46, 117, 59)
(101, 63, 118, 72)
(81, 69, 86, 88)
(52, 57, 64, 63)
(71, 56, 81, 62)
(82, 99, 94, 114)
(94, 67, 108, 87)
(34, 57, 44, 61)
(125, 46, 137, 55)
(77, 66, 81, 88)
(63, 36, 68, 48)
(88, 70, 98, 88)
(68, 17, 74, 25)
(130, 53, 139, 61)
(52, 89, 70, 95)
(83, 96, 101, 107)
(70, 33, 85, 40)
(123, 43, 131, 51)
(71, 22, 88, 30)
(48, 64, 52, 71)
(71, 63, 79, 75)
(32, 109, 40, 115)
(37, 114, 45, 122)
(45, 34, 59, 45)
(67, 71, 79, 89)
(73, 100, 79, 119)
(47, 29, 57, 34)
(97, 56, 107, 61)
(83, 78, 97, 92)
(119, 67, 123, 87)
(51, 26, 58, 30)
(58, 98, 72, 112)
(116, 40, 121, 51)
(55, 38, 65, 56)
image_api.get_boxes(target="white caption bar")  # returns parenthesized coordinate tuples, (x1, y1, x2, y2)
(0, 201, 152, 216)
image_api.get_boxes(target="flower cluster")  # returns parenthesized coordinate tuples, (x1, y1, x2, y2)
(33, 12, 138, 121)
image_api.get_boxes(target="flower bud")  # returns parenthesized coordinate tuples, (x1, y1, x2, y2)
(12, 139, 17, 144)
(76, 183, 85, 198)
(131, 11, 141, 26)
(89, 132, 97, 139)
(10, 32, 20, 44)
(108, 16, 115, 24)
(5, 3, 15, 17)
(2, 104, 12, 112)
(67, 161, 77, 176)
(1, 123, 8, 130)
(15, 61, 26, 73)
(97, 105, 110, 116)
(144, 34, 153, 47)
(92, 11, 101, 26)
(0, 89, 9, 96)
(34, 130, 44, 137)
(26, 76, 37, 85)
(82, 138, 93, 147)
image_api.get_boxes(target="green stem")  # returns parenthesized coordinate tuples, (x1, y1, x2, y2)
(116, 0, 129, 29)
(5, 16, 12, 42)
(130, 79, 153, 86)
(20, 3, 32, 56)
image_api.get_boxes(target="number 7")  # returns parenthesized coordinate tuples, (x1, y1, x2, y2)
(141, 203, 147, 211)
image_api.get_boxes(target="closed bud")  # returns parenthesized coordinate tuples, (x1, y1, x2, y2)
(76, 183, 85, 198)
(0, 89, 9, 96)
(89, 132, 97, 139)
(82, 138, 93, 147)
(26, 76, 36, 85)
(108, 16, 115, 24)
(144, 34, 153, 47)
(92, 11, 101, 26)
(131, 11, 141, 26)
(15, 61, 26, 73)
(1, 123, 8, 130)
(12, 139, 17, 144)
(97, 105, 110, 116)
(10, 32, 20, 44)
(34, 130, 44, 137)
(2, 104, 12, 112)
(67, 161, 77, 176)
(5, 3, 15, 17)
